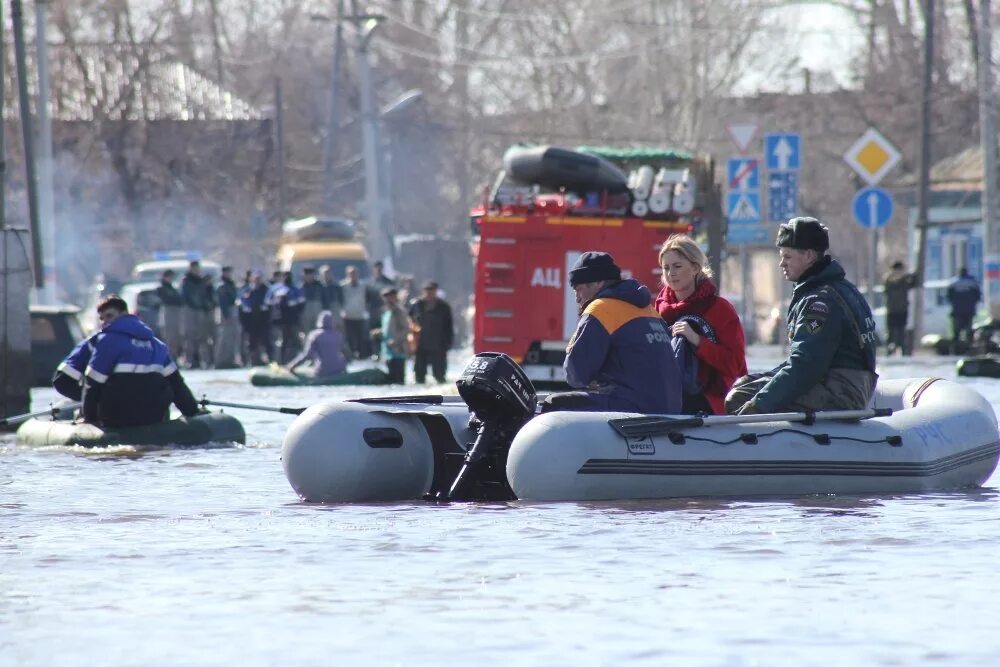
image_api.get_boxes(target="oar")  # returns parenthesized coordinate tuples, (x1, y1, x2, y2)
(348, 395, 445, 405)
(198, 394, 448, 415)
(610, 408, 893, 439)
(0, 401, 82, 428)
(199, 398, 306, 415)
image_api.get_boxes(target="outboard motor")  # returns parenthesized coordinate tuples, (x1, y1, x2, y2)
(437, 352, 536, 501)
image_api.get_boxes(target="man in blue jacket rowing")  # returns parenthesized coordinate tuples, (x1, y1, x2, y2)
(540, 251, 681, 414)
(53, 295, 201, 427)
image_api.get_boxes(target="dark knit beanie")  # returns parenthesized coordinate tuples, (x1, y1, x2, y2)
(776, 217, 829, 253)
(568, 251, 622, 287)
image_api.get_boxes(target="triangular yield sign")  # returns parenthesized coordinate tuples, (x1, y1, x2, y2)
(727, 122, 759, 153)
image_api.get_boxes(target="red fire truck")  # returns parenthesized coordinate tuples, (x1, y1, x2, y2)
(470, 145, 718, 384)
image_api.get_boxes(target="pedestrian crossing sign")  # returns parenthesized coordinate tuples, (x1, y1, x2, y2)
(726, 192, 761, 224)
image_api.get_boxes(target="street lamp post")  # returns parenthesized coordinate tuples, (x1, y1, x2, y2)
(356, 17, 391, 264)
(377, 90, 422, 267)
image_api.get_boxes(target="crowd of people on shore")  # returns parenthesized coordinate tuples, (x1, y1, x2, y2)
(152, 259, 455, 384)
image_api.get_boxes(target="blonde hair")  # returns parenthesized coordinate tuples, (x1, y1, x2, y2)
(658, 234, 712, 281)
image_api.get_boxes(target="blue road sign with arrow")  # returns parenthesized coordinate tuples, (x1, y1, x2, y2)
(765, 133, 801, 171)
(851, 187, 893, 228)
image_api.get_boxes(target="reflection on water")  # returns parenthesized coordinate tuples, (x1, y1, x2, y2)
(2, 357, 1000, 666)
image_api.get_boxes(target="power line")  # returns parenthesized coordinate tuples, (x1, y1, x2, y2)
(404, 0, 653, 23)
(371, 4, 865, 68)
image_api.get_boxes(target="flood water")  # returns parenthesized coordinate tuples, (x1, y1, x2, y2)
(3, 349, 999, 666)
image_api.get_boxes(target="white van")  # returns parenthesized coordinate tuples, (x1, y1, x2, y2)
(81, 254, 221, 334)
(131, 256, 221, 282)
(871, 278, 979, 340)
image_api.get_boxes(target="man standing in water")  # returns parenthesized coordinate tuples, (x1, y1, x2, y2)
(155, 269, 184, 357)
(408, 281, 454, 384)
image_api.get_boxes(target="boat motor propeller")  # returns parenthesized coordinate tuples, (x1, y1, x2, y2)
(436, 352, 537, 501)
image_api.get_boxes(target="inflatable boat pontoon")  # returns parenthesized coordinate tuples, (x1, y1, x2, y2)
(281, 355, 1000, 503)
(250, 366, 390, 387)
(957, 355, 1000, 378)
(17, 411, 246, 448)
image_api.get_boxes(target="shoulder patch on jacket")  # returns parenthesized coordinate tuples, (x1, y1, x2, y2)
(807, 300, 829, 315)
(584, 299, 658, 335)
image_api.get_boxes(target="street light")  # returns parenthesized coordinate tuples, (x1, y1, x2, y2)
(381, 89, 423, 119)
(377, 89, 423, 269)
(355, 14, 391, 263)
(316, 12, 420, 266)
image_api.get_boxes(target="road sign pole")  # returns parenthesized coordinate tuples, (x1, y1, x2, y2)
(740, 245, 753, 343)
(868, 226, 878, 304)
(978, 0, 1000, 319)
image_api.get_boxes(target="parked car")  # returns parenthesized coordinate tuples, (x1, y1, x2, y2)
(119, 281, 163, 337)
(30, 304, 84, 387)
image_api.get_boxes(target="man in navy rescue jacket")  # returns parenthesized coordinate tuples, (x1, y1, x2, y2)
(725, 217, 878, 415)
(541, 251, 681, 414)
(53, 295, 200, 427)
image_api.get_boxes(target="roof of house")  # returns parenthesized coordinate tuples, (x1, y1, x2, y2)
(926, 145, 984, 190)
(7, 43, 266, 122)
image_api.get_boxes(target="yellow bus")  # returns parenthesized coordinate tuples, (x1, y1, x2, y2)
(275, 217, 371, 279)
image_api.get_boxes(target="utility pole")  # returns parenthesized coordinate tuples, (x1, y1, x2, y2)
(706, 160, 723, 284)
(2, 0, 33, 420)
(35, 0, 56, 304)
(455, 3, 471, 216)
(275, 77, 287, 225)
(10, 0, 43, 291)
(912, 0, 935, 345)
(978, 0, 1000, 318)
(322, 0, 345, 214)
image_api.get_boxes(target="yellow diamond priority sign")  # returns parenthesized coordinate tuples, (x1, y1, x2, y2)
(844, 127, 901, 185)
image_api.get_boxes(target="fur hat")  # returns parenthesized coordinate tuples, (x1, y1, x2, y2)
(776, 217, 829, 253)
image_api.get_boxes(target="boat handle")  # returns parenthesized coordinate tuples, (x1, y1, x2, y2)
(363, 427, 404, 448)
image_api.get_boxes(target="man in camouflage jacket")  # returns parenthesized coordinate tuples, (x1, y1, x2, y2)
(726, 217, 878, 415)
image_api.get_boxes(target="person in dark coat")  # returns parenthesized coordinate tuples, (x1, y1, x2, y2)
(370, 260, 396, 290)
(947, 267, 981, 353)
(54, 295, 200, 427)
(541, 251, 681, 414)
(882, 260, 917, 356)
(726, 218, 878, 415)
(181, 260, 211, 368)
(319, 265, 343, 314)
(155, 269, 184, 357)
(300, 266, 325, 336)
(201, 273, 218, 368)
(408, 281, 454, 384)
(269, 272, 305, 363)
(239, 272, 271, 366)
(214, 266, 240, 368)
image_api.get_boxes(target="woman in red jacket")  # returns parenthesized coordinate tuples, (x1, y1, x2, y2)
(655, 234, 748, 414)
